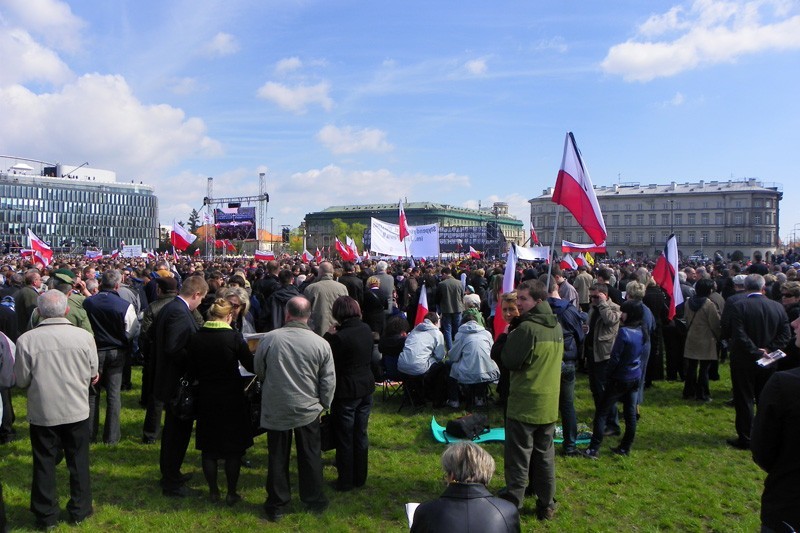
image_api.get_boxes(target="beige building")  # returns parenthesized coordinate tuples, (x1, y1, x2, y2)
(529, 178, 782, 260)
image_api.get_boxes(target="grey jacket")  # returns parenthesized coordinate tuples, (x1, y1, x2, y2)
(254, 321, 336, 431)
(304, 274, 348, 336)
(448, 321, 499, 384)
(14, 318, 98, 426)
(398, 319, 446, 376)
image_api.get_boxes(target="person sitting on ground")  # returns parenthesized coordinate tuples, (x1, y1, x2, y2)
(446, 314, 498, 409)
(397, 312, 447, 407)
(411, 441, 520, 532)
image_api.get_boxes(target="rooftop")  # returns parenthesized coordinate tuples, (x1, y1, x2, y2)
(532, 178, 782, 201)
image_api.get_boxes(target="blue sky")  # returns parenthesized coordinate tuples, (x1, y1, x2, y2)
(2, 0, 799, 243)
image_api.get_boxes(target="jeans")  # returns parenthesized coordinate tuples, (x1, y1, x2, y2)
(331, 394, 372, 490)
(587, 358, 619, 433)
(637, 342, 651, 405)
(440, 312, 462, 350)
(589, 379, 639, 451)
(88, 348, 125, 444)
(559, 362, 578, 452)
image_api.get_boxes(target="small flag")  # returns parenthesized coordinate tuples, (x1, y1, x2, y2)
(254, 250, 276, 261)
(469, 246, 481, 259)
(414, 283, 429, 327)
(171, 220, 196, 251)
(652, 234, 683, 320)
(399, 199, 410, 241)
(27, 229, 54, 268)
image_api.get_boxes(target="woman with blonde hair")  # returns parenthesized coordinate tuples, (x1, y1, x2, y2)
(188, 298, 254, 505)
(218, 286, 255, 334)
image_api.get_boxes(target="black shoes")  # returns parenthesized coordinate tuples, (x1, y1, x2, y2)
(583, 448, 600, 459)
(726, 437, 750, 450)
(610, 446, 630, 456)
(225, 493, 242, 506)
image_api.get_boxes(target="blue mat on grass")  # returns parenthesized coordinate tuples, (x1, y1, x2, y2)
(431, 416, 592, 445)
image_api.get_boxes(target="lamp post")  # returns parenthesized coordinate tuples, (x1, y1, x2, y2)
(269, 217, 274, 252)
(669, 199, 674, 234)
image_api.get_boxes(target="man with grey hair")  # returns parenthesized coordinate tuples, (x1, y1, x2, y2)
(726, 274, 791, 450)
(373, 261, 395, 315)
(303, 261, 348, 336)
(14, 290, 98, 529)
(255, 296, 335, 521)
(411, 442, 520, 532)
(83, 269, 139, 444)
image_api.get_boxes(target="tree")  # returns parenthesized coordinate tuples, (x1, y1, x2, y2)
(331, 218, 367, 250)
(188, 209, 200, 232)
(289, 227, 304, 253)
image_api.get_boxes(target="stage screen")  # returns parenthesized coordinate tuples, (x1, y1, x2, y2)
(214, 206, 256, 240)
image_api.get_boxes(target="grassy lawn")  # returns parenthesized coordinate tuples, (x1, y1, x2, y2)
(1, 363, 763, 532)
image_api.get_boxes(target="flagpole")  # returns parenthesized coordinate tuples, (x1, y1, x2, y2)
(546, 204, 562, 284)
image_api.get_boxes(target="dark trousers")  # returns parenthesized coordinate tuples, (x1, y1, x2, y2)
(88, 348, 125, 444)
(559, 362, 578, 452)
(0, 388, 14, 442)
(265, 418, 327, 513)
(29, 419, 92, 527)
(501, 419, 556, 511)
(0, 481, 6, 533)
(730, 353, 775, 444)
(645, 325, 665, 383)
(663, 321, 686, 381)
(683, 359, 713, 400)
(332, 394, 372, 490)
(589, 379, 639, 451)
(142, 398, 164, 442)
(159, 409, 194, 490)
(587, 358, 619, 433)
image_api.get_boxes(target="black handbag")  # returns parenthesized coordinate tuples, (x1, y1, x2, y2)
(169, 374, 198, 421)
(445, 413, 490, 441)
(320, 411, 335, 451)
(244, 376, 266, 437)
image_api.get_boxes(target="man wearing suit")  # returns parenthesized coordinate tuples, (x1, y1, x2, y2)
(437, 267, 464, 350)
(726, 274, 791, 450)
(153, 275, 208, 497)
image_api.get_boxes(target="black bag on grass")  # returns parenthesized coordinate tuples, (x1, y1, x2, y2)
(446, 413, 490, 440)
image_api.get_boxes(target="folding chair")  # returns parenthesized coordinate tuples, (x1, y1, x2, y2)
(398, 374, 425, 413)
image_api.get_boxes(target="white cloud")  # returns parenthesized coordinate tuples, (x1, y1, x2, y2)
(464, 58, 488, 76)
(0, 28, 74, 86)
(168, 76, 199, 95)
(602, 0, 800, 81)
(532, 37, 569, 54)
(316, 125, 393, 155)
(0, 74, 222, 180)
(2, 0, 86, 54)
(275, 57, 302, 75)
(256, 81, 333, 114)
(463, 193, 531, 225)
(202, 32, 239, 58)
(669, 91, 685, 106)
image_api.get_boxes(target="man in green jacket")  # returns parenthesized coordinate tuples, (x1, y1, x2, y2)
(499, 279, 563, 521)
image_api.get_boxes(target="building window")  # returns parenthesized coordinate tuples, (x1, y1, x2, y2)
(715, 213, 723, 225)
(688, 231, 696, 243)
(753, 214, 761, 224)
(625, 204, 631, 211)
(611, 232, 619, 243)
(674, 214, 683, 225)
(754, 232, 762, 244)
(637, 232, 644, 243)
(688, 213, 696, 225)
(624, 232, 631, 243)
(715, 231, 723, 244)
(735, 233, 742, 243)
(734, 213, 743, 225)
(661, 214, 670, 225)
(766, 199, 772, 208)
(636, 214, 644, 225)
(701, 213, 709, 225)
(649, 214, 656, 225)
(649, 232, 656, 243)
(754, 199, 762, 207)
(612, 215, 619, 226)
(717, 201, 724, 208)
(701, 231, 709, 245)
(703, 201, 709, 208)
(735, 200, 742, 208)
(624, 214, 632, 225)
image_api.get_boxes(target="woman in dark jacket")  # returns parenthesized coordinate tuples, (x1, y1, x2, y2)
(362, 276, 388, 338)
(323, 296, 375, 492)
(584, 299, 647, 458)
(411, 442, 520, 532)
(188, 298, 255, 505)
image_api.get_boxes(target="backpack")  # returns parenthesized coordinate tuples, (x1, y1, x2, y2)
(445, 413, 490, 441)
(0, 295, 14, 312)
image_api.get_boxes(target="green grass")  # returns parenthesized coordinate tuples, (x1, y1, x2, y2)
(0, 364, 763, 532)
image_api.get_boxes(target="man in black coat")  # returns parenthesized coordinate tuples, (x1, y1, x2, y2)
(726, 274, 791, 450)
(338, 262, 364, 308)
(751, 314, 800, 532)
(153, 275, 208, 497)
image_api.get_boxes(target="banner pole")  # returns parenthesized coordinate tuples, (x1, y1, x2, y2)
(546, 205, 561, 285)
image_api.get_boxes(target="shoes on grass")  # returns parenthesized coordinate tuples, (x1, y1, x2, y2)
(445, 400, 460, 409)
(610, 446, 630, 456)
(726, 437, 750, 450)
(582, 448, 600, 459)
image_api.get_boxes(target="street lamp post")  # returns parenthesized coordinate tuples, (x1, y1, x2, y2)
(269, 217, 274, 252)
(670, 199, 674, 234)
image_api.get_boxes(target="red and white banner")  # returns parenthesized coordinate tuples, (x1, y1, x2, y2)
(561, 240, 606, 253)
(414, 282, 429, 327)
(335, 237, 356, 261)
(346, 236, 361, 263)
(529, 213, 540, 245)
(492, 243, 520, 340)
(552, 132, 607, 246)
(398, 200, 410, 242)
(85, 249, 103, 259)
(27, 229, 53, 268)
(301, 249, 314, 263)
(171, 220, 197, 251)
(254, 250, 275, 261)
(315, 247, 322, 263)
(469, 246, 481, 259)
(560, 254, 579, 271)
(652, 234, 683, 320)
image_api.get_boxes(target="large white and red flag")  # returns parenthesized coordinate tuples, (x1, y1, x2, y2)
(652, 234, 683, 320)
(560, 254, 579, 271)
(254, 250, 275, 261)
(493, 243, 519, 340)
(398, 200, 410, 241)
(315, 247, 322, 263)
(171, 220, 196, 251)
(469, 246, 481, 259)
(346, 236, 361, 263)
(414, 282, 429, 327)
(561, 240, 607, 254)
(27, 229, 53, 268)
(335, 237, 355, 261)
(552, 132, 607, 246)
(301, 249, 314, 263)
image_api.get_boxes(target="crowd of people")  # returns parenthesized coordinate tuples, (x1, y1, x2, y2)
(0, 249, 799, 531)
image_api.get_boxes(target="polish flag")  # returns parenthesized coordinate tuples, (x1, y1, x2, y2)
(171, 220, 196, 251)
(414, 283, 429, 327)
(254, 250, 275, 261)
(574, 254, 586, 268)
(399, 199, 411, 241)
(315, 247, 322, 263)
(193, 248, 201, 256)
(301, 249, 314, 263)
(561, 240, 607, 253)
(552, 132, 607, 246)
(529, 213, 540, 245)
(469, 246, 481, 259)
(147, 250, 156, 260)
(335, 237, 355, 261)
(560, 254, 579, 271)
(111, 249, 120, 259)
(27, 229, 53, 268)
(225, 239, 236, 253)
(85, 249, 103, 259)
(652, 234, 683, 320)
(493, 243, 518, 340)
(346, 236, 361, 263)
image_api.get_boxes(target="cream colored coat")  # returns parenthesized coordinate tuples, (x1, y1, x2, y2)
(684, 298, 721, 361)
